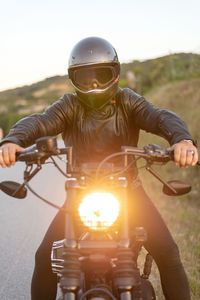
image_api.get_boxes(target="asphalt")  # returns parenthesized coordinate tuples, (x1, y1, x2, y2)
(0, 152, 66, 300)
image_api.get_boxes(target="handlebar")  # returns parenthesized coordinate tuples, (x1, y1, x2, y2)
(16, 137, 72, 166)
(2, 137, 199, 203)
(16, 147, 69, 162)
(15, 137, 200, 167)
(121, 144, 174, 165)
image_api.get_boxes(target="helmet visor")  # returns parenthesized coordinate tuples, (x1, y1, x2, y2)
(72, 66, 117, 91)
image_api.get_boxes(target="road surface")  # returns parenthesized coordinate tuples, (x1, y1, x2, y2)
(0, 149, 66, 300)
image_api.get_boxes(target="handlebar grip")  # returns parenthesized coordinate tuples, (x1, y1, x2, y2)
(16, 144, 37, 161)
(16, 151, 40, 162)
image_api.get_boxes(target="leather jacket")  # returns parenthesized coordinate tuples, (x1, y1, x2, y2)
(0, 88, 195, 164)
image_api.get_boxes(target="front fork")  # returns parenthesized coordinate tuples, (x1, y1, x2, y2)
(59, 178, 81, 300)
(114, 177, 142, 300)
(59, 177, 143, 300)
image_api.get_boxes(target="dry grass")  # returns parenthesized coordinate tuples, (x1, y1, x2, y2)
(138, 170, 200, 299)
(136, 78, 200, 299)
(145, 78, 200, 141)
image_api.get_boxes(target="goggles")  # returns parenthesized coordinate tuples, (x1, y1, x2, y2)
(70, 65, 118, 91)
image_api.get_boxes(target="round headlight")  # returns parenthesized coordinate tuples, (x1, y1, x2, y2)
(78, 192, 120, 230)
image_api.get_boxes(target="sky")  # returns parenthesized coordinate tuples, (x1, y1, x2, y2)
(0, 0, 200, 91)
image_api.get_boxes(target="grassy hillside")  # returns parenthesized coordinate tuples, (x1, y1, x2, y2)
(0, 75, 73, 135)
(120, 52, 200, 94)
(145, 78, 200, 141)
(0, 75, 72, 113)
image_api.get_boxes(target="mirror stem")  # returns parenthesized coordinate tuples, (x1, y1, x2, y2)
(12, 165, 42, 197)
(146, 165, 177, 195)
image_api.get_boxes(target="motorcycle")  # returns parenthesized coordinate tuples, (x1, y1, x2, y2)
(0, 136, 199, 300)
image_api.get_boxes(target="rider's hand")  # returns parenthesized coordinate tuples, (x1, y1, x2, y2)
(169, 140, 198, 168)
(0, 143, 25, 168)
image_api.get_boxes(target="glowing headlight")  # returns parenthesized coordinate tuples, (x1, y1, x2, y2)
(78, 192, 120, 230)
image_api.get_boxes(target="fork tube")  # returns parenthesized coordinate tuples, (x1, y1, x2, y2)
(118, 177, 129, 245)
(64, 178, 78, 240)
(60, 178, 80, 298)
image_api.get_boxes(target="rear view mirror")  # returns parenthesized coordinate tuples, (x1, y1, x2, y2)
(0, 181, 27, 199)
(163, 180, 191, 196)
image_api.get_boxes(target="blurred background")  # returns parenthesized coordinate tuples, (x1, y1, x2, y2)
(0, 0, 200, 299)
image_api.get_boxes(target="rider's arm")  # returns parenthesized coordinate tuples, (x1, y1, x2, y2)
(123, 88, 198, 167)
(0, 94, 74, 167)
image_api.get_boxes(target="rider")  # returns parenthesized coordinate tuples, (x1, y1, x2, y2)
(0, 37, 198, 300)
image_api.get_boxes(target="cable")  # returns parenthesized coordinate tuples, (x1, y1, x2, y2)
(56, 155, 68, 164)
(25, 181, 70, 213)
(50, 157, 71, 178)
(96, 157, 142, 185)
(95, 151, 143, 180)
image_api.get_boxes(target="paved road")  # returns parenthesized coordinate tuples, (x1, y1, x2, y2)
(0, 149, 66, 300)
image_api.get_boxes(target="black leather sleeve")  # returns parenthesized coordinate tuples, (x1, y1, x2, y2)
(0, 94, 74, 147)
(123, 88, 197, 146)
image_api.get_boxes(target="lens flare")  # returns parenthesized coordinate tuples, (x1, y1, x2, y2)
(78, 192, 120, 230)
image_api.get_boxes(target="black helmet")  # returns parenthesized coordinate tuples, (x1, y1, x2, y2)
(68, 37, 120, 108)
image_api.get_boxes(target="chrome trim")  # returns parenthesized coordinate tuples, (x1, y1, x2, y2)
(51, 239, 65, 274)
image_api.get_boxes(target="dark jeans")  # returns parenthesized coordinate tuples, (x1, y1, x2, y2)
(31, 185, 191, 300)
